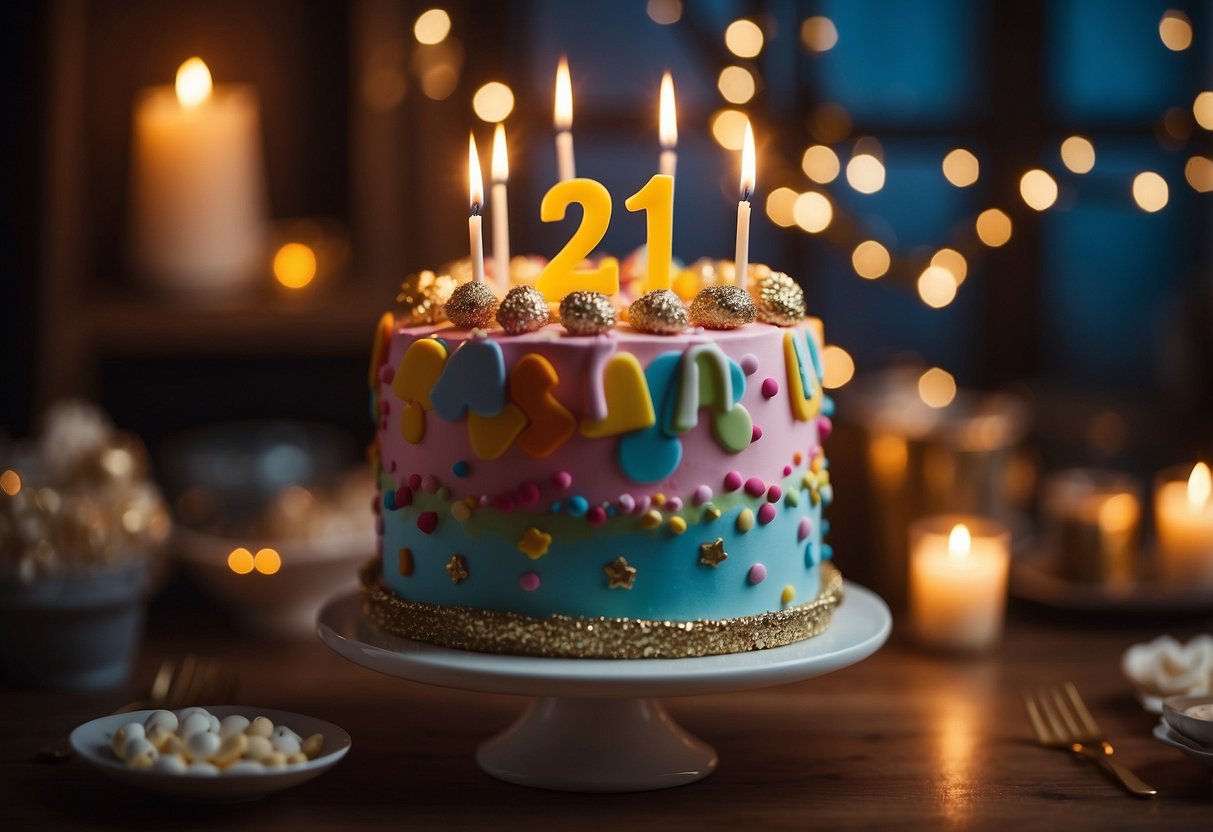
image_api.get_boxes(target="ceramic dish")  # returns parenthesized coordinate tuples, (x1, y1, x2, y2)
(1163, 695, 1213, 747)
(70, 706, 351, 802)
(1153, 720, 1213, 770)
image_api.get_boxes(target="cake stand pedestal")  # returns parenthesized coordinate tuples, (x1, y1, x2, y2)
(317, 584, 890, 792)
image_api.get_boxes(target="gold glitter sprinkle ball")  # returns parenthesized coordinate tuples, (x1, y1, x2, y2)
(444, 281, 499, 329)
(396, 270, 458, 326)
(628, 289, 688, 335)
(496, 285, 550, 335)
(559, 291, 616, 335)
(750, 271, 805, 326)
(689, 285, 757, 330)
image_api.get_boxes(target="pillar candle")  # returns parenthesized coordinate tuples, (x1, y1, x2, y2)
(1154, 462, 1213, 586)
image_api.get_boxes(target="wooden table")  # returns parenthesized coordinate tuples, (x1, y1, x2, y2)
(3, 583, 1210, 831)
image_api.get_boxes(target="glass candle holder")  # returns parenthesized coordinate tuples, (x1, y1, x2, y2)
(1042, 469, 1141, 584)
(908, 514, 1010, 654)
(1153, 463, 1213, 588)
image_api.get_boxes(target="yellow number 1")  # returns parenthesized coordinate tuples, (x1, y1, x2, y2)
(535, 178, 620, 301)
(624, 174, 674, 292)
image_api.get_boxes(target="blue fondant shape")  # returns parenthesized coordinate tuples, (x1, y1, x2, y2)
(619, 352, 683, 483)
(430, 339, 506, 420)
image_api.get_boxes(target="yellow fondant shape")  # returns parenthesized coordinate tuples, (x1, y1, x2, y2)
(579, 353, 656, 438)
(517, 527, 552, 560)
(510, 354, 575, 458)
(369, 312, 394, 388)
(468, 403, 527, 460)
(392, 337, 448, 410)
(401, 400, 426, 444)
(783, 330, 821, 422)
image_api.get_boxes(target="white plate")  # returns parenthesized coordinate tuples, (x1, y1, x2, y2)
(1153, 719, 1213, 769)
(70, 706, 351, 802)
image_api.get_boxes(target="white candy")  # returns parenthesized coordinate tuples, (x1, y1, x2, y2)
(178, 713, 212, 739)
(145, 724, 175, 751)
(207, 714, 221, 733)
(245, 735, 273, 761)
(211, 733, 247, 768)
(185, 730, 221, 761)
(186, 761, 220, 776)
(151, 754, 187, 775)
(262, 751, 287, 769)
(248, 716, 274, 738)
(111, 722, 145, 760)
(218, 715, 250, 739)
(301, 734, 325, 759)
(225, 761, 266, 775)
(124, 738, 158, 770)
(270, 729, 301, 756)
(143, 709, 179, 734)
(176, 706, 210, 722)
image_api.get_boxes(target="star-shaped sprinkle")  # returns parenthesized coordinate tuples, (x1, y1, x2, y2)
(445, 554, 469, 584)
(699, 538, 728, 568)
(517, 527, 552, 559)
(398, 547, 414, 577)
(604, 556, 637, 589)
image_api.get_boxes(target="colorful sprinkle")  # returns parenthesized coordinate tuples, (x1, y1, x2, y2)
(723, 471, 743, 491)
(818, 416, 834, 440)
(388, 460, 397, 473)
(744, 477, 766, 498)
(479, 495, 492, 507)
(757, 503, 776, 525)
(783, 465, 793, 477)
(452, 460, 470, 478)
(517, 481, 541, 506)
(761, 378, 779, 398)
(618, 494, 636, 514)
(378, 365, 394, 384)
(519, 571, 541, 592)
(408, 474, 422, 490)
(422, 474, 439, 492)
(379, 398, 391, 414)
(767, 485, 782, 502)
(692, 485, 712, 506)
(666, 496, 683, 511)
(517, 527, 552, 559)
(451, 501, 472, 522)
(567, 495, 589, 517)
(552, 471, 573, 490)
(641, 509, 663, 530)
(737, 508, 755, 532)
(781, 585, 795, 605)
(740, 354, 759, 375)
(436, 486, 450, 500)
(549, 501, 562, 513)
(798, 517, 813, 541)
(382, 489, 396, 511)
(445, 554, 469, 584)
(793, 452, 803, 465)
(668, 516, 687, 534)
(751, 425, 763, 442)
(822, 543, 834, 561)
(704, 505, 722, 521)
(493, 494, 517, 513)
(748, 563, 766, 585)
(587, 506, 608, 526)
(417, 512, 438, 534)
(397, 547, 414, 577)
(651, 493, 666, 507)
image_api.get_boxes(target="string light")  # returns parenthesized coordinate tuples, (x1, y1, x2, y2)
(918, 266, 958, 308)
(793, 191, 833, 233)
(472, 81, 514, 123)
(710, 109, 748, 150)
(765, 187, 799, 227)
(801, 17, 839, 52)
(918, 367, 957, 408)
(931, 248, 968, 284)
(852, 241, 890, 279)
(1185, 156, 1213, 192)
(1060, 136, 1095, 173)
(1158, 10, 1193, 52)
(976, 209, 1012, 247)
(724, 19, 764, 58)
(802, 145, 840, 183)
(941, 149, 979, 187)
(646, 0, 682, 25)
(1132, 172, 1168, 212)
(821, 345, 855, 389)
(718, 66, 756, 104)
(1019, 169, 1058, 211)
(846, 154, 885, 194)
(413, 9, 451, 45)
(1194, 92, 1213, 130)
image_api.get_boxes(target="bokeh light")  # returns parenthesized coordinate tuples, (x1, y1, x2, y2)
(227, 547, 254, 575)
(1158, 10, 1192, 51)
(976, 209, 1012, 247)
(1019, 169, 1058, 211)
(918, 368, 957, 408)
(821, 345, 855, 389)
(1132, 171, 1168, 212)
(0, 469, 20, 497)
(941, 149, 979, 187)
(413, 9, 451, 45)
(792, 191, 832, 233)
(931, 248, 968, 284)
(710, 109, 748, 150)
(420, 63, 459, 100)
(1185, 156, 1213, 192)
(717, 66, 756, 104)
(273, 242, 317, 289)
(646, 0, 682, 25)
(765, 187, 799, 228)
(846, 154, 885, 194)
(1060, 136, 1095, 173)
(809, 103, 852, 143)
(725, 19, 764, 58)
(254, 548, 282, 575)
(852, 241, 890, 279)
(801, 16, 839, 52)
(472, 81, 514, 122)
(801, 145, 840, 183)
(1194, 92, 1213, 130)
(918, 266, 958, 308)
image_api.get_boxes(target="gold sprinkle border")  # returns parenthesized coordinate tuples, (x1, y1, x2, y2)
(359, 561, 843, 659)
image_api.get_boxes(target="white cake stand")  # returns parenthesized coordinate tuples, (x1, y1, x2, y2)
(317, 584, 890, 792)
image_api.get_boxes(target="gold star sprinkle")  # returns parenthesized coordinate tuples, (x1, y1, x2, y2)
(398, 547, 414, 577)
(604, 556, 637, 589)
(699, 538, 728, 568)
(445, 554, 469, 585)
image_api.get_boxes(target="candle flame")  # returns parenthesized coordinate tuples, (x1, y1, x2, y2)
(947, 524, 971, 560)
(554, 57, 573, 131)
(739, 119, 756, 200)
(492, 123, 509, 183)
(659, 71, 677, 149)
(1188, 462, 1212, 509)
(175, 57, 213, 109)
(468, 133, 484, 213)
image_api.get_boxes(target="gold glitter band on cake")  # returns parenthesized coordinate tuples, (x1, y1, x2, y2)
(359, 562, 844, 659)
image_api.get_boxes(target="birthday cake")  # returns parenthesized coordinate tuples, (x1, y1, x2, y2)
(363, 260, 839, 658)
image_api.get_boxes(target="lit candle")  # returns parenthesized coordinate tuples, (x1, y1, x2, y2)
(1154, 462, 1213, 586)
(130, 57, 266, 301)
(908, 516, 1010, 653)
(554, 57, 575, 182)
(1043, 469, 1141, 584)
(468, 133, 485, 284)
(734, 119, 755, 286)
(491, 123, 510, 291)
(659, 71, 677, 179)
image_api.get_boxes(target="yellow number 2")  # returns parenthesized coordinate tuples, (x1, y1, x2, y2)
(535, 178, 620, 302)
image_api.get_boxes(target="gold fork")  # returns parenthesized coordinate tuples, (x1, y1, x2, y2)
(37, 654, 238, 762)
(1023, 682, 1157, 798)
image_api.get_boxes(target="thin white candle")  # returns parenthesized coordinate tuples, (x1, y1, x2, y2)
(734, 119, 755, 285)
(491, 123, 510, 291)
(468, 133, 485, 284)
(659, 71, 677, 179)
(554, 57, 575, 181)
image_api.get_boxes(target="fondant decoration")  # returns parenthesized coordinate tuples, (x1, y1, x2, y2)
(445, 554, 469, 585)
(397, 547, 413, 577)
(496, 285, 550, 334)
(704, 506, 722, 521)
(392, 338, 448, 408)
(748, 424, 763, 443)
(452, 460, 470, 477)
(699, 538, 727, 567)
(652, 493, 666, 507)
(396, 269, 458, 326)
(587, 506, 607, 526)
(748, 563, 766, 584)
(580, 354, 656, 438)
(451, 501, 472, 522)
(666, 496, 683, 511)
(582, 337, 617, 421)
(641, 509, 662, 529)
(781, 585, 795, 605)
(692, 485, 712, 505)
(617, 353, 682, 482)
(517, 527, 552, 560)
(689, 285, 756, 330)
(417, 512, 439, 534)
(757, 503, 776, 525)
(494, 494, 517, 513)
(737, 508, 754, 532)
(383, 490, 396, 511)
(394, 486, 413, 508)
(668, 516, 687, 534)
(604, 556, 637, 589)
(559, 291, 616, 335)
(517, 482, 541, 505)
(617, 494, 636, 513)
(750, 271, 805, 326)
(510, 354, 575, 457)
(724, 471, 743, 491)
(519, 571, 541, 592)
(767, 485, 782, 502)
(785, 488, 800, 507)
(468, 404, 527, 460)
(567, 495, 589, 516)
(783, 330, 822, 422)
(761, 378, 779, 398)
(444, 280, 498, 328)
(740, 353, 759, 375)
(744, 478, 766, 498)
(628, 289, 688, 335)
(552, 471, 573, 490)
(369, 312, 394, 388)
(798, 517, 812, 541)
(661, 343, 752, 454)
(431, 339, 506, 421)
(818, 415, 834, 440)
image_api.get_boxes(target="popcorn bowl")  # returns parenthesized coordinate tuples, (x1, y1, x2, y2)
(0, 559, 149, 690)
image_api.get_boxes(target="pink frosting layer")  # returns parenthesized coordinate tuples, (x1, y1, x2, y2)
(378, 321, 823, 505)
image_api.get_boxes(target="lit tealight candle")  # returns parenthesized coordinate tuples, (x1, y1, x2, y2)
(659, 71, 677, 179)
(908, 516, 1010, 653)
(554, 57, 575, 182)
(468, 133, 485, 284)
(734, 119, 755, 286)
(1154, 462, 1213, 586)
(1043, 469, 1142, 584)
(491, 123, 510, 291)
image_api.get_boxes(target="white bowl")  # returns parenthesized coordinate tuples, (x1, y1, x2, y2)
(1162, 695, 1213, 748)
(174, 526, 371, 638)
(70, 706, 351, 802)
